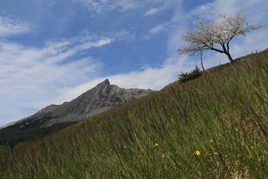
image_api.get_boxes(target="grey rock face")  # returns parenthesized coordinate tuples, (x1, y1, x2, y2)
(7, 79, 152, 129)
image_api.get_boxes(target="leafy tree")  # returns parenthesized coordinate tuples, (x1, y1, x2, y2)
(177, 14, 262, 63)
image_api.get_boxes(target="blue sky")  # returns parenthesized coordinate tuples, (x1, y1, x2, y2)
(0, 0, 268, 126)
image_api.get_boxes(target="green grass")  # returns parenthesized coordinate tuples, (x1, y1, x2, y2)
(0, 145, 10, 158)
(1, 50, 268, 178)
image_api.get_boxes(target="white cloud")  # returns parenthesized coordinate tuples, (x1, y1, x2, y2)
(0, 36, 112, 125)
(191, 0, 268, 22)
(144, 7, 164, 16)
(76, 0, 138, 12)
(76, 0, 173, 13)
(47, 54, 191, 105)
(149, 23, 168, 35)
(0, 16, 31, 37)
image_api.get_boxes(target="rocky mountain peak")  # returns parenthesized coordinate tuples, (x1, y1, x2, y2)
(1, 79, 152, 130)
(0, 79, 153, 146)
(92, 79, 113, 95)
(96, 79, 110, 88)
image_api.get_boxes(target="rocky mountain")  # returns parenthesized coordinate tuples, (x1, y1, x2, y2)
(0, 79, 152, 147)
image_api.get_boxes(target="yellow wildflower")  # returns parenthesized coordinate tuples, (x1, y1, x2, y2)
(209, 139, 214, 143)
(154, 143, 160, 147)
(194, 150, 201, 156)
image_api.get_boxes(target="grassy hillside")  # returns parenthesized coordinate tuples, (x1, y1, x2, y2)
(1, 50, 268, 178)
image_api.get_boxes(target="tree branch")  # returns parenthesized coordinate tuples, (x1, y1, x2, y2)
(209, 47, 225, 53)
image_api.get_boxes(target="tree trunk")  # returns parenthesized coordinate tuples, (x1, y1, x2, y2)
(200, 51, 205, 71)
(225, 52, 234, 63)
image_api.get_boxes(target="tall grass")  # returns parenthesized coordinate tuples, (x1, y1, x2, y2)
(1, 50, 268, 178)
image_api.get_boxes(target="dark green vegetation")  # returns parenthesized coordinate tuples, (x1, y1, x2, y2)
(1, 50, 268, 178)
(178, 66, 203, 83)
(0, 122, 75, 150)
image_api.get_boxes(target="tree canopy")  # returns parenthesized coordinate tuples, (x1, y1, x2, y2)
(178, 14, 263, 62)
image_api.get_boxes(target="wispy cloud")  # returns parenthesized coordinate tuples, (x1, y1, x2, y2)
(76, 0, 138, 13)
(49, 54, 190, 105)
(191, 0, 268, 22)
(0, 34, 112, 125)
(144, 7, 164, 16)
(76, 0, 172, 13)
(149, 23, 169, 35)
(0, 16, 31, 37)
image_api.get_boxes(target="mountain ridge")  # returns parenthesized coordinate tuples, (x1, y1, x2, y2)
(0, 79, 152, 146)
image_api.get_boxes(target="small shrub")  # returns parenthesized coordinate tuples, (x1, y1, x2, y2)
(178, 66, 202, 83)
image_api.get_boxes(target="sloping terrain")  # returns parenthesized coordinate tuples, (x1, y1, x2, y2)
(1, 49, 268, 178)
(0, 79, 152, 147)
